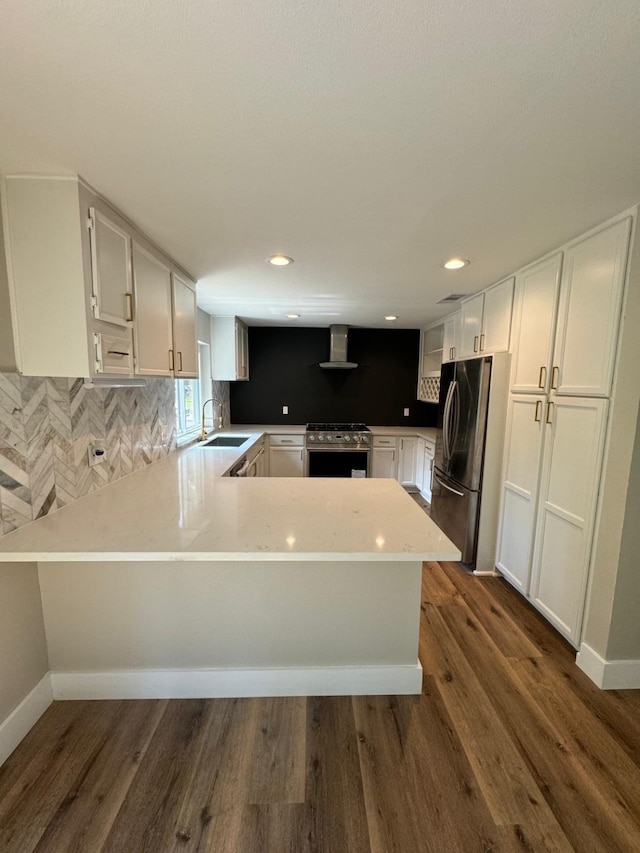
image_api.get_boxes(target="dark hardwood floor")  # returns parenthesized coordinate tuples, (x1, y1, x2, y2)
(2, 560, 640, 852)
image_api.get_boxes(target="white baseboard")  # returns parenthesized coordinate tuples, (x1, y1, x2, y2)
(0, 674, 53, 767)
(576, 643, 640, 689)
(51, 664, 423, 700)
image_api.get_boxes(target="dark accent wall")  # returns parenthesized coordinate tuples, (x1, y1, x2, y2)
(230, 327, 437, 427)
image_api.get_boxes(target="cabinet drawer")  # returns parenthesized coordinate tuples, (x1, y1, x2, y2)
(94, 332, 133, 375)
(269, 434, 303, 446)
(373, 436, 398, 447)
(424, 439, 435, 454)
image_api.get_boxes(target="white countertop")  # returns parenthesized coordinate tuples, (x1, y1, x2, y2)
(0, 444, 458, 563)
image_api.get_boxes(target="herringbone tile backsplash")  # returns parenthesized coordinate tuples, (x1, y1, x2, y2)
(0, 374, 183, 538)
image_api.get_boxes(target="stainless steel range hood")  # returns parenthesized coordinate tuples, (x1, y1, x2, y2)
(319, 325, 358, 369)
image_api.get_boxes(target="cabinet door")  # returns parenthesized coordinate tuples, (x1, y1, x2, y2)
(172, 274, 198, 377)
(511, 254, 562, 394)
(132, 243, 173, 376)
(415, 438, 425, 492)
(529, 397, 608, 646)
(371, 447, 397, 478)
(442, 314, 460, 362)
(398, 437, 417, 486)
(88, 208, 133, 328)
(459, 293, 484, 358)
(270, 447, 304, 477)
(495, 395, 545, 592)
(481, 278, 514, 354)
(235, 320, 249, 380)
(553, 218, 631, 397)
(422, 443, 434, 502)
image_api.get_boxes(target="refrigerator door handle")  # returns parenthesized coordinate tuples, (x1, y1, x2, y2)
(450, 380, 460, 452)
(443, 380, 456, 460)
(434, 475, 465, 497)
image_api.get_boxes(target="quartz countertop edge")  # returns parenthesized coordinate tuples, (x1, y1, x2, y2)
(0, 430, 457, 564)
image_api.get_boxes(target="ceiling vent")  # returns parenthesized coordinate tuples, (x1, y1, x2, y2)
(319, 325, 358, 369)
(437, 293, 468, 304)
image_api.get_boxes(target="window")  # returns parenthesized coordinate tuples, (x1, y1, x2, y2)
(175, 342, 211, 441)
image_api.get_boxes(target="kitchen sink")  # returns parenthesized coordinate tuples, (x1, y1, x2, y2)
(203, 436, 249, 447)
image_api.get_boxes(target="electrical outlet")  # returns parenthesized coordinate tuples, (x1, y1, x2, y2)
(88, 440, 106, 467)
(403, 407, 410, 417)
(282, 405, 289, 415)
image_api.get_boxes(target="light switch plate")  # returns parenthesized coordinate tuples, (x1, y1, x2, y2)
(282, 405, 289, 415)
(403, 407, 410, 416)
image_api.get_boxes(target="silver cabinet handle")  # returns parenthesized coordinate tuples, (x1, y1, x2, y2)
(480, 333, 485, 351)
(169, 349, 175, 371)
(473, 335, 479, 353)
(546, 402, 554, 424)
(551, 366, 559, 390)
(434, 476, 465, 497)
(534, 400, 542, 422)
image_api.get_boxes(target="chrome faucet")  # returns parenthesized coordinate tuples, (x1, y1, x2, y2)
(201, 397, 223, 440)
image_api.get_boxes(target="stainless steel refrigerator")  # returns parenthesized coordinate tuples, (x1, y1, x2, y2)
(431, 356, 493, 565)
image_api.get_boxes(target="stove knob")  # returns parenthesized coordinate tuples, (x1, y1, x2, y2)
(327, 435, 333, 442)
(344, 435, 351, 442)
(361, 435, 369, 443)
(308, 434, 315, 442)
(318, 435, 325, 442)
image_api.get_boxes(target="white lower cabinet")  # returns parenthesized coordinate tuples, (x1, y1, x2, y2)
(269, 435, 304, 477)
(497, 394, 608, 646)
(371, 436, 398, 479)
(496, 395, 546, 592)
(529, 397, 608, 645)
(422, 440, 435, 502)
(397, 437, 417, 486)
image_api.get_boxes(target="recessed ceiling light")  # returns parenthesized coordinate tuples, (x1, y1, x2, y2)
(442, 258, 469, 270)
(285, 313, 300, 319)
(268, 254, 294, 266)
(384, 315, 398, 321)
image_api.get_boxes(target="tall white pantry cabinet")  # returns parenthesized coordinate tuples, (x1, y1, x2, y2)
(496, 216, 632, 646)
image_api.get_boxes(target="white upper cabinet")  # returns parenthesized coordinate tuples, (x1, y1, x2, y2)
(211, 316, 249, 381)
(458, 293, 484, 358)
(458, 278, 514, 359)
(481, 278, 514, 354)
(132, 242, 173, 376)
(442, 313, 460, 362)
(88, 208, 133, 328)
(172, 274, 198, 377)
(510, 254, 562, 393)
(1, 175, 197, 379)
(552, 218, 631, 397)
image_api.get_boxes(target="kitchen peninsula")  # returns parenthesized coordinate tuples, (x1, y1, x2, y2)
(0, 442, 459, 700)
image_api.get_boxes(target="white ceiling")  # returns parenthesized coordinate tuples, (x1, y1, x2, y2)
(2, 1, 640, 328)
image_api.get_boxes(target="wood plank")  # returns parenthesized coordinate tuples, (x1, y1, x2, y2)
(420, 603, 572, 850)
(438, 561, 543, 660)
(99, 699, 218, 852)
(303, 696, 371, 853)
(421, 560, 461, 606)
(354, 689, 508, 852)
(439, 599, 640, 851)
(513, 655, 640, 835)
(248, 696, 306, 805)
(237, 803, 307, 853)
(0, 701, 127, 853)
(165, 697, 258, 853)
(31, 700, 167, 853)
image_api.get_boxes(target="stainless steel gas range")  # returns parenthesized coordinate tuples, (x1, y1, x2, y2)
(305, 422, 371, 477)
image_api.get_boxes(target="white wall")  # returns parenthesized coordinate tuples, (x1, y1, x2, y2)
(0, 562, 48, 723)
